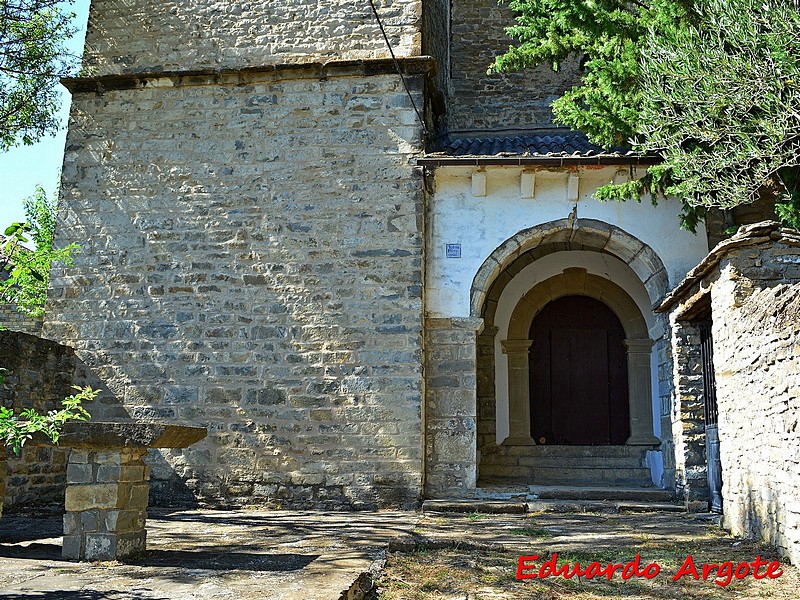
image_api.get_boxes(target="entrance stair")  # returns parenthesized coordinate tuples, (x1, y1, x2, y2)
(479, 444, 657, 487)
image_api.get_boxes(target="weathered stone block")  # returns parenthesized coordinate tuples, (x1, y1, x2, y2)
(65, 484, 120, 512)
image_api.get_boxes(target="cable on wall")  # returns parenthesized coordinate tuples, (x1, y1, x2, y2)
(367, 0, 428, 137)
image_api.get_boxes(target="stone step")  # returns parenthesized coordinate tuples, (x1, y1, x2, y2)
(479, 465, 654, 487)
(421, 499, 528, 514)
(517, 445, 651, 458)
(533, 466, 654, 486)
(481, 454, 648, 468)
(528, 485, 676, 503)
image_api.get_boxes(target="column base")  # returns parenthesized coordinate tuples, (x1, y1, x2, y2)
(626, 435, 661, 446)
(502, 435, 537, 446)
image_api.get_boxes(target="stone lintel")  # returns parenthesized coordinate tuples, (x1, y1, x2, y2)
(30, 422, 207, 449)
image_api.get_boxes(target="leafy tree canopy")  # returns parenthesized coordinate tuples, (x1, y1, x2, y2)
(491, 0, 800, 231)
(0, 0, 77, 150)
(1, 185, 80, 317)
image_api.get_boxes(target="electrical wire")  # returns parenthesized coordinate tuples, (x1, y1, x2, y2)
(367, 0, 428, 137)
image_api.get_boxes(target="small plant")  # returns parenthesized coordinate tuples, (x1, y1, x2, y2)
(0, 383, 96, 455)
(510, 526, 554, 538)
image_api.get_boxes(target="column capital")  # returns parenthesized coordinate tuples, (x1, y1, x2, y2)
(624, 338, 656, 352)
(501, 339, 533, 354)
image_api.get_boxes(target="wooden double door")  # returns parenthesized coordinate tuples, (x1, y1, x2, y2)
(529, 295, 630, 445)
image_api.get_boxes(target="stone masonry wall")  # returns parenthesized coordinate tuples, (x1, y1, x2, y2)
(668, 319, 708, 508)
(424, 317, 482, 498)
(83, 0, 422, 76)
(711, 241, 800, 563)
(447, 0, 582, 134)
(0, 303, 42, 336)
(0, 330, 79, 510)
(48, 70, 426, 509)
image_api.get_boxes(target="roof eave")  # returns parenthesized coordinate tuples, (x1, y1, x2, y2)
(416, 155, 661, 167)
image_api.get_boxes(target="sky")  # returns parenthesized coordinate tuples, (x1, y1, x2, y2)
(0, 0, 92, 228)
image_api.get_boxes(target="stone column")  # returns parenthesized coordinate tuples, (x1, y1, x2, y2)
(501, 339, 535, 446)
(424, 317, 483, 498)
(62, 447, 150, 561)
(624, 339, 661, 446)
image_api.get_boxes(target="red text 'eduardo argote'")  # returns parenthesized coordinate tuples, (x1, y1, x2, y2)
(516, 553, 783, 587)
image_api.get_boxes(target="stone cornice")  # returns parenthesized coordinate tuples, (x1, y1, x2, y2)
(656, 220, 800, 314)
(62, 56, 437, 94)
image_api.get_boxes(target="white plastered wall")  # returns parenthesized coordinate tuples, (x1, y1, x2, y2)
(425, 164, 711, 486)
(426, 165, 709, 319)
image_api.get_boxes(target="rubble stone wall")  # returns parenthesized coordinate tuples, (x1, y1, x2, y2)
(83, 0, 422, 76)
(0, 331, 78, 510)
(0, 303, 42, 336)
(447, 0, 582, 134)
(712, 241, 800, 563)
(48, 69, 426, 509)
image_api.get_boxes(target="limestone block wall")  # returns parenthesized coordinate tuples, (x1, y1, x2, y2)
(711, 242, 800, 563)
(447, 0, 582, 134)
(83, 0, 422, 76)
(48, 69, 426, 509)
(424, 317, 482, 497)
(0, 331, 80, 509)
(0, 303, 42, 336)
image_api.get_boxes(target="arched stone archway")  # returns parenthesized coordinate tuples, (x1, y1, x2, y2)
(471, 220, 672, 489)
(501, 268, 659, 448)
(470, 218, 669, 322)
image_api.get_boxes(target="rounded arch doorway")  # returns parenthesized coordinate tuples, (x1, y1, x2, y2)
(529, 295, 630, 446)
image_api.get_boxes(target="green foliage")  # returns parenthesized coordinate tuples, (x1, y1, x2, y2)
(490, 0, 693, 148)
(0, 188, 91, 456)
(1, 185, 80, 318)
(0, 382, 95, 454)
(0, 0, 77, 150)
(492, 0, 800, 231)
(636, 0, 800, 227)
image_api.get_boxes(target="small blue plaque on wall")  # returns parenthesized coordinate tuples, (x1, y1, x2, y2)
(446, 243, 461, 258)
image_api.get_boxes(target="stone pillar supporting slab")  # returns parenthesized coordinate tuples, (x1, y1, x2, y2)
(624, 338, 661, 446)
(424, 317, 483, 499)
(27, 421, 206, 561)
(63, 447, 150, 561)
(501, 339, 535, 446)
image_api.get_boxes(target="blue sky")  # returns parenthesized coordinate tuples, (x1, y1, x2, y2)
(0, 0, 91, 228)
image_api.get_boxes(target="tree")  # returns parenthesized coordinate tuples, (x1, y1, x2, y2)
(491, 0, 800, 231)
(1, 187, 91, 453)
(0, 0, 77, 150)
(1, 185, 79, 316)
(637, 0, 800, 230)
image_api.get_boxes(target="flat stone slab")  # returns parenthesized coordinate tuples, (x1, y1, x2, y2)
(422, 499, 528, 514)
(29, 422, 207, 449)
(0, 509, 419, 600)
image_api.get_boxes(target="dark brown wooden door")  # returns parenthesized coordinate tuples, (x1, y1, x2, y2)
(529, 295, 629, 445)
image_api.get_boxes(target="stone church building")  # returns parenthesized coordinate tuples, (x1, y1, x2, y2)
(38, 0, 785, 513)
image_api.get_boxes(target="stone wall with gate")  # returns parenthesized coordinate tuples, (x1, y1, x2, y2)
(659, 222, 800, 563)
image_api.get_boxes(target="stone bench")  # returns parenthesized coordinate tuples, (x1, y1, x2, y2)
(28, 421, 206, 561)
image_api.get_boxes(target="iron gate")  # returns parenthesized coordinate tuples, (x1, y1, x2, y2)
(699, 322, 723, 513)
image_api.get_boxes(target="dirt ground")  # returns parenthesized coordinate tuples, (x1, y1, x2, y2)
(0, 507, 796, 599)
(377, 510, 799, 599)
